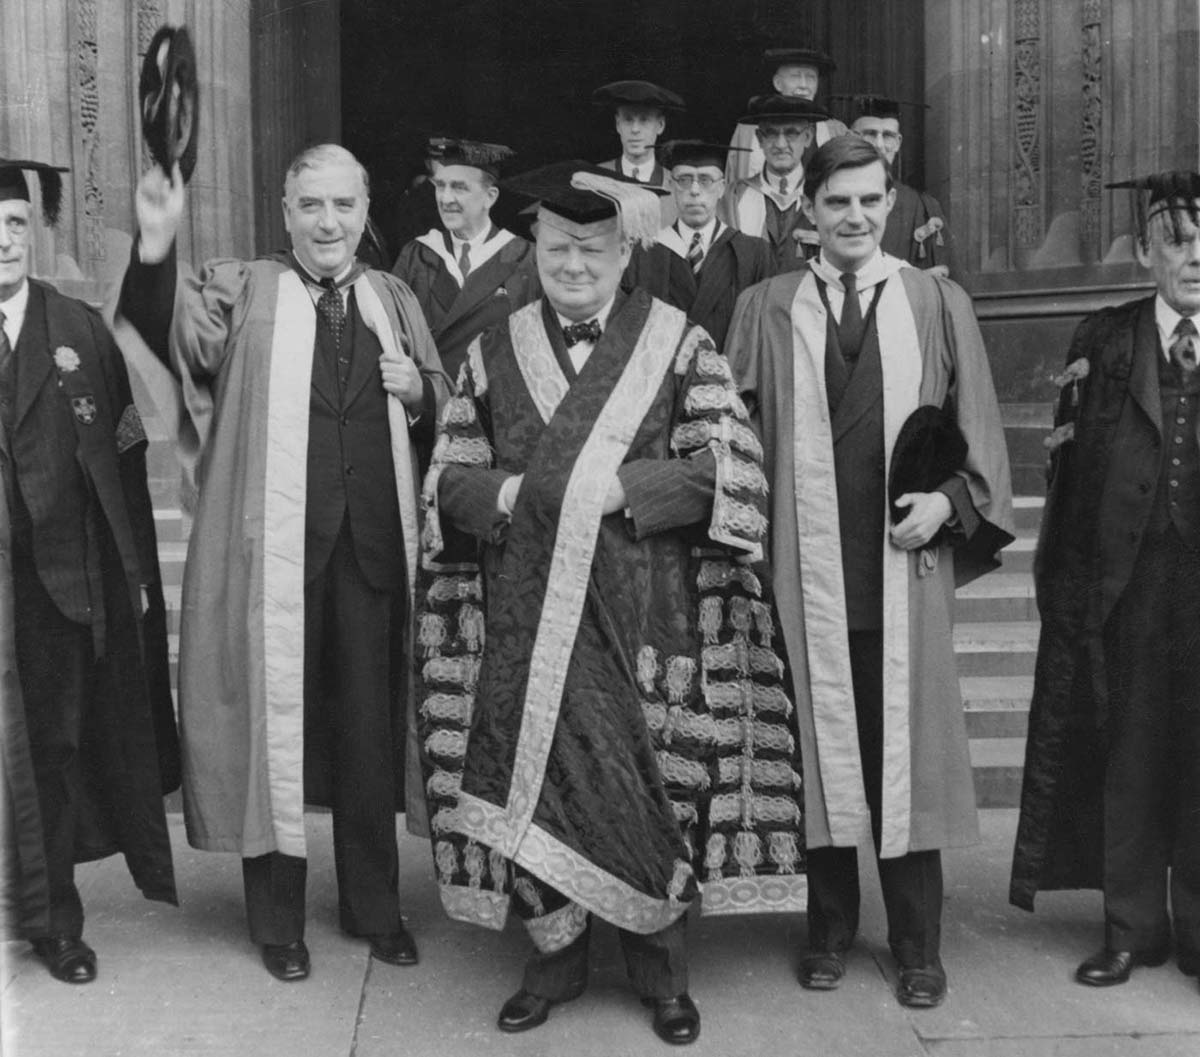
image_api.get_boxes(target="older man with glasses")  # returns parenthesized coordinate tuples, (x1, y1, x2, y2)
(623, 140, 773, 348)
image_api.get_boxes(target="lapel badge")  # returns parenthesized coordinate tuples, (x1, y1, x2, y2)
(71, 395, 97, 425)
(54, 346, 81, 372)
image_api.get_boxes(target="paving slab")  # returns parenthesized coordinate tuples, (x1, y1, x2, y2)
(3, 811, 1197, 1057)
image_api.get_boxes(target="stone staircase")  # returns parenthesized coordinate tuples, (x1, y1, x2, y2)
(151, 490, 1045, 809)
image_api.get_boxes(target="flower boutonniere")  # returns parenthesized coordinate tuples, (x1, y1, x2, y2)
(54, 346, 81, 373)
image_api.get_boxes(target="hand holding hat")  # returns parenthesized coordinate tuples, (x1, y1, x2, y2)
(140, 25, 199, 183)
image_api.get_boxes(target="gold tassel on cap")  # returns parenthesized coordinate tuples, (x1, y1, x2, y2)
(569, 170, 662, 248)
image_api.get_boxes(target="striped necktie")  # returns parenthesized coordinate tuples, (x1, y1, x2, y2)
(687, 230, 704, 273)
(0, 309, 12, 432)
(458, 241, 472, 281)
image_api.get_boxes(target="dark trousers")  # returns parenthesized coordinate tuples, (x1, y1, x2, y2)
(511, 867, 688, 1000)
(805, 629, 944, 967)
(1102, 525, 1200, 957)
(521, 916, 689, 1002)
(243, 520, 402, 946)
(13, 552, 91, 939)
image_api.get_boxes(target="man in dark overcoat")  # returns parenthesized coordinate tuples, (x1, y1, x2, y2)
(1011, 171, 1200, 992)
(0, 157, 179, 984)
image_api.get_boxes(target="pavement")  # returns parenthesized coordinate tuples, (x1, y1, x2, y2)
(3, 809, 1197, 1057)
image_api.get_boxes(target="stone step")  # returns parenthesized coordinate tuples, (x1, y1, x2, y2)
(953, 620, 1039, 677)
(153, 508, 186, 543)
(969, 737, 1028, 808)
(962, 676, 1032, 738)
(955, 572, 1038, 622)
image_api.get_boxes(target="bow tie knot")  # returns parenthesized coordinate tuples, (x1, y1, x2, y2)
(562, 319, 602, 346)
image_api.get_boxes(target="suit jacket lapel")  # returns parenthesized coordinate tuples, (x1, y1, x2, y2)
(1127, 298, 1162, 435)
(440, 249, 517, 336)
(13, 283, 55, 431)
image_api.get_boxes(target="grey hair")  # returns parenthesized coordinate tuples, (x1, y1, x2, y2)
(283, 144, 370, 198)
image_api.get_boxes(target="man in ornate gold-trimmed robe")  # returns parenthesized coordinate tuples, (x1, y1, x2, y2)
(407, 162, 798, 1046)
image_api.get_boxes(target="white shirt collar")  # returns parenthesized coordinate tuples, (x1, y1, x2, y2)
(677, 217, 720, 252)
(1155, 294, 1196, 362)
(811, 249, 890, 291)
(450, 225, 493, 254)
(621, 157, 654, 181)
(0, 278, 30, 345)
(758, 167, 803, 202)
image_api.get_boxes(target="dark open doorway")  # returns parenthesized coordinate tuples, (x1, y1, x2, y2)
(339, 0, 926, 262)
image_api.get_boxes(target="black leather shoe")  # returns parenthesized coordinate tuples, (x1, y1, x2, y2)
(366, 926, 418, 966)
(497, 989, 553, 1033)
(31, 937, 96, 984)
(1178, 950, 1200, 977)
(642, 994, 700, 1045)
(798, 950, 846, 990)
(261, 939, 310, 982)
(1075, 947, 1168, 987)
(897, 959, 947, 1008)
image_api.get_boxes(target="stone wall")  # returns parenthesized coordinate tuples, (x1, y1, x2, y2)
(1, 0, 256, 303)
(925, 0, 1198, 407)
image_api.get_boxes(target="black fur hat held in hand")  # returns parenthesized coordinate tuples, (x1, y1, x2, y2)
(140, 25, 199, 183)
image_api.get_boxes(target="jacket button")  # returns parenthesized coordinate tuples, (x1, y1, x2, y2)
(345, 465, 355, 477)
(1139, 482, 1151, 493)
(341, 415, 350, 427)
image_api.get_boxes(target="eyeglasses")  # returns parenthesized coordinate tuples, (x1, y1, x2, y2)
(672, 173, 723, 190)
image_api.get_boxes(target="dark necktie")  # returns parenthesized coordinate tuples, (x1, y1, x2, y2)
(458, 241, 472, 281)
(687, 230, 704, 273)
(317, 278, 346, 348)
(562, 319, 602, 346)
(837, 271, 865, 362)
(1171, 316, 1198, 376)
(631, 166, 643, 183)
(0, 308, 13, 432)
(778, 175, 789, 196)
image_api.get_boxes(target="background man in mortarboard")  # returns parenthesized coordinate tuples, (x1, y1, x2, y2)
(725, 135, 1013, 1010)
(592, 80, 683, 228)
(725, 95, 828, 273)
(392, 137, 540, 382)
(1011, 171, 1200, 996)
(119, 145, 449, 982)
(405, 161, 798, 1045)
(726, 48, 849, 187)
(0, 158, 180, 984)
(623, 139, 773, 349)
(850, 96, 955, 275)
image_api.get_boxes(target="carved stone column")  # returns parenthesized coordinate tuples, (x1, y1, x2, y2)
(925, 0, 1199, 490)
(1, 0, 255, 302)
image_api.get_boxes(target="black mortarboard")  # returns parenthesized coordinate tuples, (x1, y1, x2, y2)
(658, 140, 749, 171)
(855, 95, 902, 119)
(739, 94, 830, 126)
(888, 405, 969, 526)
(591, 80, 686, 113)
(426, 136, 515, 178)
(763, 48, 836, 73)
(1106, 171, 1200, 241)
(0, 158, 70, 226)
(837, 94, 930, 120)
(502, 160, 665, 245)
(139, 25, 200, 182)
